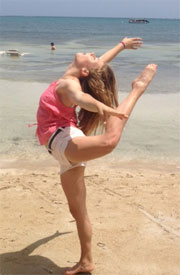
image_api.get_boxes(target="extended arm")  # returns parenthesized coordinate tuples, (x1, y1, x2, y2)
(57, 80, 128, 120)
(99, 37, 143, 64)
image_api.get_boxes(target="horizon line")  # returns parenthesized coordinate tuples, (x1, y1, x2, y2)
(0, 15, 179, 20)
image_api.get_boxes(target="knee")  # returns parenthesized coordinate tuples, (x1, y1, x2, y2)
(102, 134, 121, 154)
(69, 203, 85, 220)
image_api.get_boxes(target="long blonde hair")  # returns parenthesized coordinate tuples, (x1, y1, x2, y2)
(78, 64, 118, 135)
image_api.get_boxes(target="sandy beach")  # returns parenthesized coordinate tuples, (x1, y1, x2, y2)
(0, 156, 180, 275)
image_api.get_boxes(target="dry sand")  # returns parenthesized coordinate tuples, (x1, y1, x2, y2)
(0, 156, 180, 275)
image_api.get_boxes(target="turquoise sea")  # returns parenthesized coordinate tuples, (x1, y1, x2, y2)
(0, 16, 179, 167)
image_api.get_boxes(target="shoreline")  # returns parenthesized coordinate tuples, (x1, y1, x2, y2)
(1, 78, 179, 164)
(0, 154, 180, 174)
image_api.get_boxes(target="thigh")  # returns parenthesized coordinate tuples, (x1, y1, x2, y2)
(64, 134, 110, 163)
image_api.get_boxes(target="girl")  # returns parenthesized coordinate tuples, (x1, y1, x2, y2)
(36, 37, 157, 275)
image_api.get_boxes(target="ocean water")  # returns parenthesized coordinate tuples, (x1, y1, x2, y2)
(0, 16, 179, 165)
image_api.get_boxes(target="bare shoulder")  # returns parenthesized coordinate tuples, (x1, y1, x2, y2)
(55, 78, 82, 107)
(56, 78, 81, 94)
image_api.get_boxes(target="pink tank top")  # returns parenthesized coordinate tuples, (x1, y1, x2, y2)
(36, 81, 77, 145)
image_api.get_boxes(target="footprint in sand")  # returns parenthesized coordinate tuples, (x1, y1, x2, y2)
(97, 242, 106, 249)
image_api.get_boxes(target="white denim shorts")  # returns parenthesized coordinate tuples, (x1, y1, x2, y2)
(48, 126, 86, 175)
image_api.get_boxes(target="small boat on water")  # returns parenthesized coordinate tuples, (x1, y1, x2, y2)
(6, 49, 22, 56)
(129, 19, 149, 24)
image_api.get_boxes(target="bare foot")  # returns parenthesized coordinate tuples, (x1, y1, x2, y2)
(132, 64, 157, 96)
(63, 261, 94, 275)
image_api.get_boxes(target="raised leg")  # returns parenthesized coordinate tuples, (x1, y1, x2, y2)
(61, 166, 94, 275)
(65, 64, 157, 163)
(105, 64, 157, 142)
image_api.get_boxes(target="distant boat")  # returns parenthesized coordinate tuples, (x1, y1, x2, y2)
(129, 19, 149, 24)
(6, 49, 22, 56)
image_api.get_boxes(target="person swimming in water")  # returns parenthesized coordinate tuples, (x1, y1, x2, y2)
(50, 42, 56, 50)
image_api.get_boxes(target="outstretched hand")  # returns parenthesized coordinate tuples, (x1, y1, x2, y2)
(121, 37, 143, 49)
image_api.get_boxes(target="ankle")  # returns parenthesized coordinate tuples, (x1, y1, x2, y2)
(80, 255, 93, 266)
(80, 255, 93, 263)
(80, 260, 94, 271)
